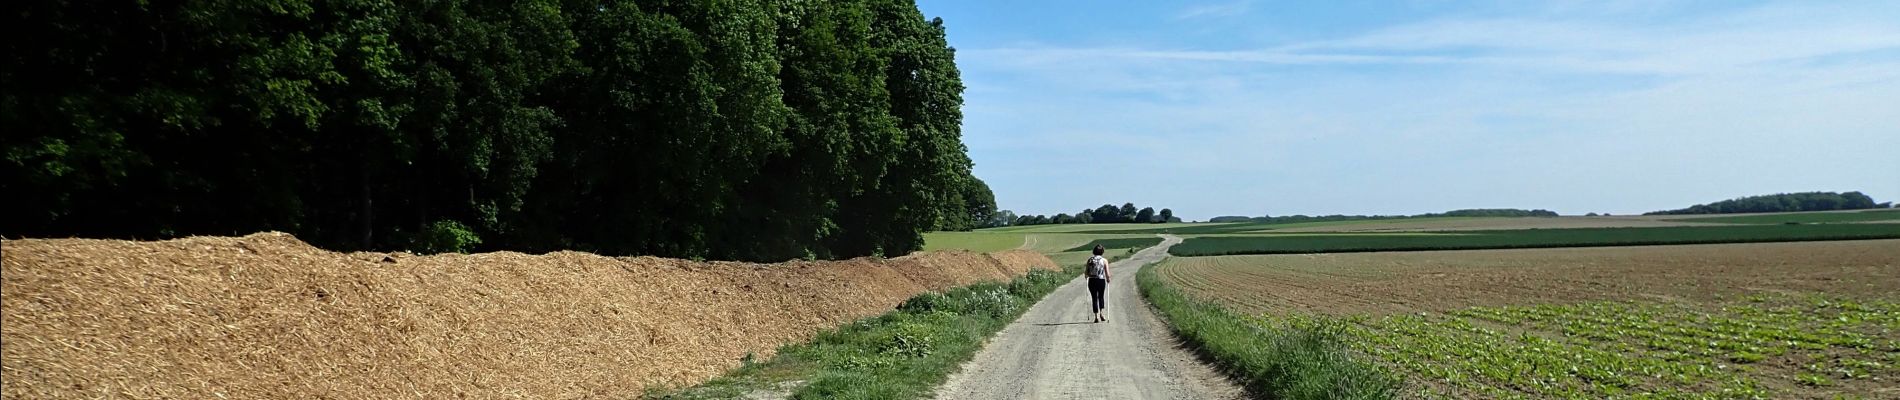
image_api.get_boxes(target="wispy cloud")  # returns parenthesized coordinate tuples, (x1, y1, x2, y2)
(948, 2, 1900, 217)
(1173, 0, 1251, 20)
(972, 12, 1900, 77)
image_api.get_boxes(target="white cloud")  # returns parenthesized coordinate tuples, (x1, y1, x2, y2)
(1173, 0, 1251, 20)
(958, 2, 1900, 217)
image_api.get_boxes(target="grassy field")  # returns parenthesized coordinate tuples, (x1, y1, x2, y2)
(921, 231, 1160, 254)
(921, 232, 1026, 252)
(1169, 224, 1900, 256)
(924, 231, 1159, 271)
(976, 222, 1203, 233)
(1061, 237, 1164, 252)
(1155, 241, 1900, 399)
(1674, 209, 1900, 225)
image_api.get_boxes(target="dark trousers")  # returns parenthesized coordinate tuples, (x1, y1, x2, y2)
(1087, 277, 1107, 313)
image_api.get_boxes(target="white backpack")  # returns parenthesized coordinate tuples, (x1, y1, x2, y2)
(1085, 255, 1107, 278)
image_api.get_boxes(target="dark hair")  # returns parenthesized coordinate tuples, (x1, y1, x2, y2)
(1092, 245, 1105, 255)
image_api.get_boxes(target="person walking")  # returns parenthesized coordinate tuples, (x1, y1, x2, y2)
(1085, 245, 1111, 323)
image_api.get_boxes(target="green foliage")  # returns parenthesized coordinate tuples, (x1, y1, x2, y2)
(1, 0, 984, 262)
(655, 266, 1079, 400)
(409, 220, 482, 254)
(1354, 296, 1900, 398)
(995, 202, 1178, 227)
(919, 232, 1024, 252)
(1169, 224, 1900, 256)
(1139, 260, 1401, 399)
(1648, 191, 1881, 215)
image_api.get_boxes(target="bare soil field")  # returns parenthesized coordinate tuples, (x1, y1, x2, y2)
(1, 232, 1055, 399)
(1260, 216, 1722, 233)
(1159, 239, 1900, 315)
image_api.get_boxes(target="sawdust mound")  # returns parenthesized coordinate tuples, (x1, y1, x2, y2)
(0, 232, 1058, 399)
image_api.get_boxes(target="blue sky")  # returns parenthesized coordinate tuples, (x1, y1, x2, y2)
(914, 0, 1900, 220)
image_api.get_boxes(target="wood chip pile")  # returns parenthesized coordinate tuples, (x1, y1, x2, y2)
(0, 232, 1058, 398)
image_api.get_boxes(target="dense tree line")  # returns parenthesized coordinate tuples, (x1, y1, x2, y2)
(1, 0, 989, 261)
(990, 203, 1179, 227)
(1208, 208, 1559, 224)
(1645, 192, 1881, 215)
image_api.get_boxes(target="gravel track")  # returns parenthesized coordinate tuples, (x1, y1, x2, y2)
(934, 235, 1242, 399)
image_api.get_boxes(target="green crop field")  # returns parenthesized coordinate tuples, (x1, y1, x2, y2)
(1062, 237, 1164, 252)
(1336, 296, 1900, 399)
(921, 232, 1027, 252)
(1675, 209, 1900, 225)
(1169, 224, 1900, 256)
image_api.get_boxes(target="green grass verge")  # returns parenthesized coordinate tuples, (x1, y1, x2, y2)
(1062, 237, 1165, 252)
(1673, 209, 1900, 225)
(650, 265, 1081, 400)
(1170, 224, 1900, 256)
(1138, 259, 1400, 399)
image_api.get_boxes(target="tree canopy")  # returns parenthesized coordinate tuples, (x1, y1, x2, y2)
(1646, 192, 1881, 215)
(990, 202, 1177, 227)
(1, 0, 987, 261)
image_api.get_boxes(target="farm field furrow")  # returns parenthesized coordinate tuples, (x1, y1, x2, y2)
(1160, 240, 1900, 399)
(1164, 239, 1900, 315)
(1258, 216, 1722, 232)
(1672, 209, 1900, 225)
(1169, 224, 1900, 256)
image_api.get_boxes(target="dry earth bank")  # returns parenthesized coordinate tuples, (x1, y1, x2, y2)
(1, 232, 1055, 398)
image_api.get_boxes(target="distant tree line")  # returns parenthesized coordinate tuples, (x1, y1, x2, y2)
(984, 203, 1179, 227)
(1, 0, 989, 261)
(1645, 192, 1882, 215)
(1208, 208, 1559, 224)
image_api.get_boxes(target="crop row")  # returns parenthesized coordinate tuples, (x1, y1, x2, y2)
(1169, 224, 1900, 256)
(1293, 295, 1900, 399)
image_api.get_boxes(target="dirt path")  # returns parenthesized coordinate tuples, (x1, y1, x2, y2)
(935, 235, 1242, 399)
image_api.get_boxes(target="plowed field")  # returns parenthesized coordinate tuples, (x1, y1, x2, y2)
(1161, 239, 1900, 315)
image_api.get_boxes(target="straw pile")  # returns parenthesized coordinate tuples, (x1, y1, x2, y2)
(0, 232, 1057, 399)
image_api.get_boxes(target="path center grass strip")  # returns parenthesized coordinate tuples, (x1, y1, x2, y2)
(1169, 224, 1900, 256)
(652, 264, 1083, 399)
(1137, 259, 1400, 399)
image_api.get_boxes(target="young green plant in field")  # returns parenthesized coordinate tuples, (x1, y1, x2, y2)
(1356, 295, 1900, 399)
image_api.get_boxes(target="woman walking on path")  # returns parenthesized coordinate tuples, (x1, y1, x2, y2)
(1085, 245, 1111, 323)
